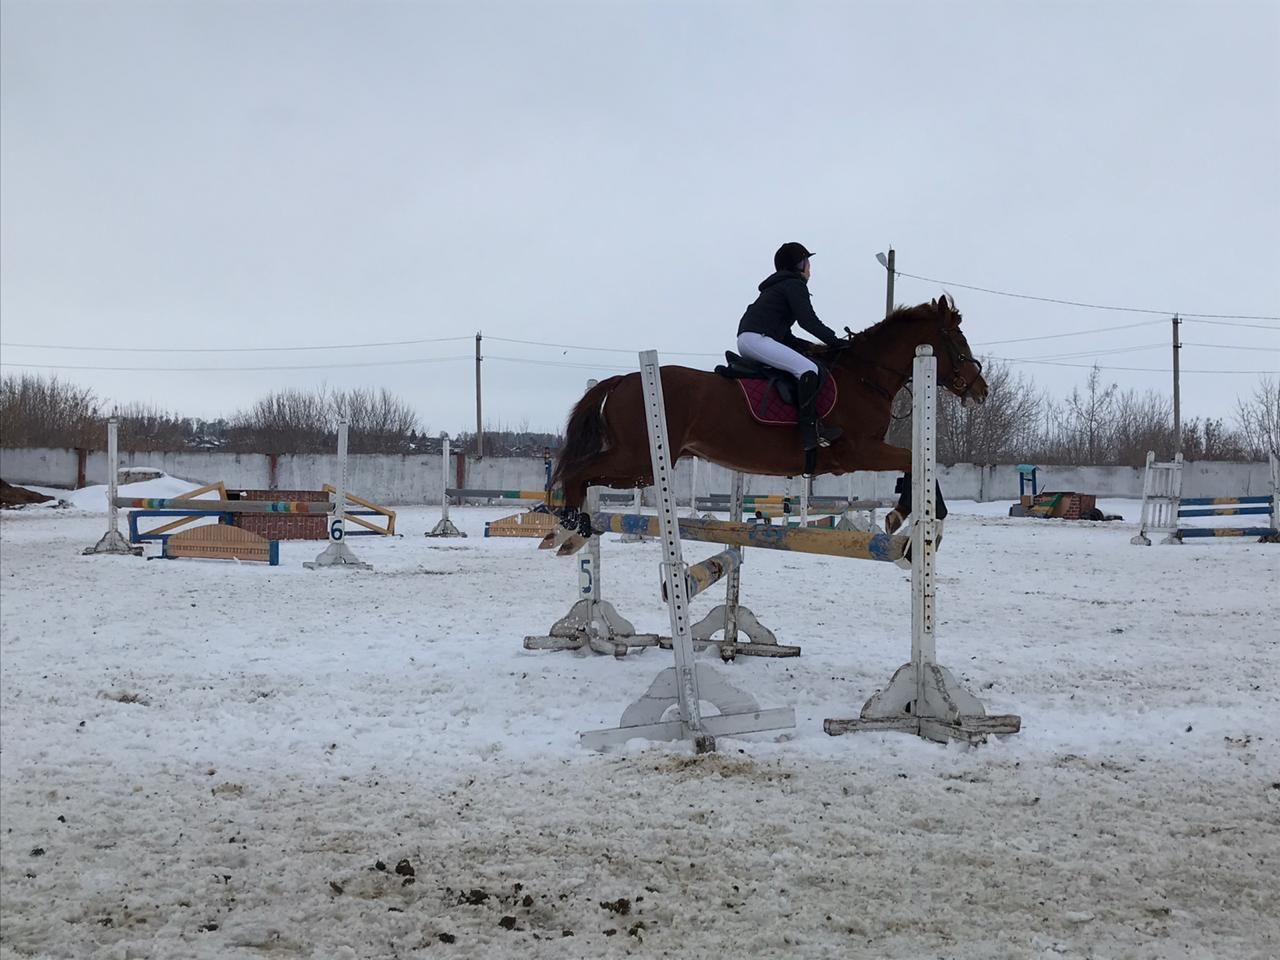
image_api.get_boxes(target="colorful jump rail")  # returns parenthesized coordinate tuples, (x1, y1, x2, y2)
(113, 498, 332, 513)
(1132, 451, 1279, 545)
(444, 488, 637, 504)
(589, 511, 906, 563)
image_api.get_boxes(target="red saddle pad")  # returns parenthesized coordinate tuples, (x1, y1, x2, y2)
(736, 377, 838, 426)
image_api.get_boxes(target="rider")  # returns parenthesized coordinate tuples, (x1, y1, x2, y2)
(737, 242, 844, 451)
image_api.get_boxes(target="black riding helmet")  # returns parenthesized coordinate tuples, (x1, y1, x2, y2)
(774, 242, 815, 272)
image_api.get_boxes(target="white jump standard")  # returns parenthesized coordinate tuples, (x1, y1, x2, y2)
(1131, 450, 1279, 545)
(580, 350, 797, 752)
(426, 434, 466, 538)
(523, 479, 662, 657)
(824, 347, 1021, 744)
(83, 417, 142, 557)
(304, 421, 372, 570)
(682, 471, 799, 659)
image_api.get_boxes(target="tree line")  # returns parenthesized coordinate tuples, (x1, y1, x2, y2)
(885, 362, 1278, 464)
(2, 367, 1277, 464)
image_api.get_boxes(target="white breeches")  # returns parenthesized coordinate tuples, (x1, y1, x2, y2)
(736, 332, 819, 378)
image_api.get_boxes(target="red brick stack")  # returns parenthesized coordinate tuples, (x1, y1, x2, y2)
(232, 489, 328, 540)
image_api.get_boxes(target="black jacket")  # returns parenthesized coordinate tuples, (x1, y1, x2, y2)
(737, 271, 841, 348)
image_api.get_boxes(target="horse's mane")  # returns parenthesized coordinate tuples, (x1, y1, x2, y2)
(810, 299, 954, 363)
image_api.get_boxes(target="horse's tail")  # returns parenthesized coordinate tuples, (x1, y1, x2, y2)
(550, 375, 625, 493)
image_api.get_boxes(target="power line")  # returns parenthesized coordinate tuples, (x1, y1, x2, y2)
(992, 355, 1276, 375)
(972, 319, 1166, 347)
(485, 354, 636, 373)
(0, 335, 473, 354)
(1015, 343, 1165, 362)
(896, 269, 1280, 321)
(1182, 342, 1280, 352)
(486, 335, 717, 358)
(0, 355, 473, 373)
(1181, 318, 1280, 332)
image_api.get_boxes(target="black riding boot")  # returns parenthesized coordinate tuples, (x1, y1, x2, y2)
(797, 372, 842, 450)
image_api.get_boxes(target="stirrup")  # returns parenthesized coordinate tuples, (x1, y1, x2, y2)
(799, 421, 818, 452)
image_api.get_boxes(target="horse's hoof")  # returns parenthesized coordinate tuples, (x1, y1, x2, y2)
(555, 533, 588, 557)
(884, 509, 905, 534)
(537, 532, 558, 550)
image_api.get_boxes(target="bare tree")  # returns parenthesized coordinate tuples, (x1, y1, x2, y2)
(115, 403, 193, 450)
(1063, 366, 1118, 464)
(333, 387, 421, 453)
(936, 359, 1045, 463)
(1109, 389, 1173, 465)
(1235, 374, 1280, 459)
(0, 373, 100, 448)
(227, 387, 334, 453)
(227, 386, 422, 453)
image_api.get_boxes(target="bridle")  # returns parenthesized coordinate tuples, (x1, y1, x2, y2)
(938, 319, 984, 398)
(837, 307, 984, 417)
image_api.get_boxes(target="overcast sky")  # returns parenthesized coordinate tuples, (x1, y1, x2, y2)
(2, 0, 1277, 437)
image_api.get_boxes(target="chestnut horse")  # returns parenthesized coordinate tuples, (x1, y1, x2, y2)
(547, 295, 987, 554)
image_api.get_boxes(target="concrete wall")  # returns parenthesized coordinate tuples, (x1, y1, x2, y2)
(1, 445, 1273, 506)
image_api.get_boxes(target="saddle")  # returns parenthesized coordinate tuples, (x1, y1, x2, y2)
(714, 352, 838, 426)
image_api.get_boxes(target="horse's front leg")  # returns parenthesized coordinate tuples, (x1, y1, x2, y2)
(886, 474, 949, 534)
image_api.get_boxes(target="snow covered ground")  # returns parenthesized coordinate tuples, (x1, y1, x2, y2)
(1, 485, 1278, 959)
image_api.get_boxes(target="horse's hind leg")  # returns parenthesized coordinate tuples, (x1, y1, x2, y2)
(548, 448, 652, 556)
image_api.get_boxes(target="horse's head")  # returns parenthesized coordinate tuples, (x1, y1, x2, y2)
(926, 294, 987, 407)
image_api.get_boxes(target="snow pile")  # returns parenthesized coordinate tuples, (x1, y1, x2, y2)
(61, 473, 208, 512)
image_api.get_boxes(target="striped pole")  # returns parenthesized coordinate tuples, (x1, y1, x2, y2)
(589, 512, 906, 563)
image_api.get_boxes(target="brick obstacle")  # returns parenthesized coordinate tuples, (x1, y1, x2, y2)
(580, 346, 1022, 752)
(1132, 451, 1279, 545)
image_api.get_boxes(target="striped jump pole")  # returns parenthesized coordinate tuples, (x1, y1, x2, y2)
(617, 487, 648, 543)
(663, 548, 741, 601)
(113, 498, 332, 513)
(588, 512, 907, 563)
(445, 488, 636, 504)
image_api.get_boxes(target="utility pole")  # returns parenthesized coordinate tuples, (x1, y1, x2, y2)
(475, 332, 484, 459)
(876, 247, 896, 318)
(1171, 314, 1181, 455)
